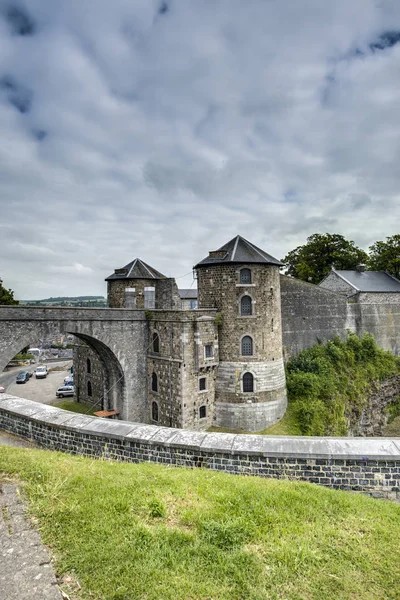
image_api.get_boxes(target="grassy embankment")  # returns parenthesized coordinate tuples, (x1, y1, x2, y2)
(211, 333, 400, 436)
(1, 446, 400, 600)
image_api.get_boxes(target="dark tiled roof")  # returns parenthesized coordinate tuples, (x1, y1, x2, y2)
(194, 235, 282, 268)
(178, 288, 198, 299)
(105, 258, 166, 281)
(334, 270, 400, 292)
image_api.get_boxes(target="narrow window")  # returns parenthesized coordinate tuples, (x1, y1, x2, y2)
(241, 336, 253, 356)
(199, 405, 207, 419)
(204, 344, 213, 359)
(152, 332, 160, 353)
(87, 380, 92, 397)
(199, 377, 207, 391)
(243, 372, 254, 393)
(87, 358, 91, 374)
(144, 287, 155, 309)
(151, 372, 158, 392)
(240, 295, 252, 316)
(240, 268, 252, 284)
(152, 401, 159, 422)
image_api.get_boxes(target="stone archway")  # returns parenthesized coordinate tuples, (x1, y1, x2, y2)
(0, 306, 148, 422)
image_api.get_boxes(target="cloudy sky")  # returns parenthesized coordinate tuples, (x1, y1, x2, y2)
(1, 0, 400, 299)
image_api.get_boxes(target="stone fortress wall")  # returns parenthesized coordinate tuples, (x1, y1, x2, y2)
(1, 395, 399, 501)
(280, 275, 400, 359)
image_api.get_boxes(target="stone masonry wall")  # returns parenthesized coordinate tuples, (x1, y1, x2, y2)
(108, 278, 158, 309)
(1, 396, 399, 501)
(350, 375, 400, 436)
(73, 340, 105, 409)
(319, 272, 355, 296)
(147, 311, 218, 430)
(280, 275, 354, 360)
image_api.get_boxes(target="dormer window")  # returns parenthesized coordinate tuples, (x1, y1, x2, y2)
(240, 268, 252, 284)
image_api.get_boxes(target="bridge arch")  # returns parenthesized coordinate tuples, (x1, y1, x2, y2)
(0, 306, 148, 421)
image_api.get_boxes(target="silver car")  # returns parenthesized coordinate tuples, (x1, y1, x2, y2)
(56, 385, 74, 398)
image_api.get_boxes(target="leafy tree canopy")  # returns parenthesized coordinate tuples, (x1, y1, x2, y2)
(368, 235, 400, 279)
(281, 233, 368, 284)
(0, 279, 18, 305)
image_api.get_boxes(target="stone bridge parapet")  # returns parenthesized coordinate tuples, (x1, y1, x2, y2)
(1, 395, 399, 501)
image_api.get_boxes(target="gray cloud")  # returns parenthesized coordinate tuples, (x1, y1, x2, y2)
(0, 0, 400, 299)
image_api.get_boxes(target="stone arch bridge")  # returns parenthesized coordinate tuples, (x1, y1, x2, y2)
(0, 306, 147, 421)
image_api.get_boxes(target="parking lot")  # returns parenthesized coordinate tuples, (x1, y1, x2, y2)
(6, 365, 72, 405)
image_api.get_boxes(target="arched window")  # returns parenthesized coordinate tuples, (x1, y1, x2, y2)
(86, 358, 91, 374)
(199, 405, 207, 419)
(152, 332, 160, 353)
(240, 295, 252, 316)
(151, 372, 158, 392)
(240, 268, 252, 284)
(152, 401, 159, 422)
(243, 372, 254, 393)
(241, 336, 253, 356)
(87, 380, 92, 397)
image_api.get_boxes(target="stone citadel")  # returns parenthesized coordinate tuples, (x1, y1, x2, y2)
(73, 235, 400, 432)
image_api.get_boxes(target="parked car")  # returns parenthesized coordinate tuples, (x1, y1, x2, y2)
(16, 371, 30, 384)
(0, 385, 5, 393)
(35, 365, 48, 379)
(56, 385, 74, 398)
(64, 375, 74, 384)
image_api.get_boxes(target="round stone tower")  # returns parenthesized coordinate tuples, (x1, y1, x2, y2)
(194, 235, 287, 431)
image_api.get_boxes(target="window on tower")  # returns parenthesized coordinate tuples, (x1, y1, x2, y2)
(240, 268, 252, 284)
(243, 372, 254, 393)
(240, 295, 252, 315)
(241, 336, 253, 356)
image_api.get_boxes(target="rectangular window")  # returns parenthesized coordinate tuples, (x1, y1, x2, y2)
(199, 377, 207, 391)
(199, 405, 207, 419)
(204, 344, 213, 359)
(144, 287, 155, 309)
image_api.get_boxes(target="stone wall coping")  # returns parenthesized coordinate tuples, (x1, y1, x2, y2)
(1, 395, 400, 460)
(0, 394, 400, 461)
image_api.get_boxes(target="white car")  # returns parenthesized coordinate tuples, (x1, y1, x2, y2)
(56, 385, 74, 398)
(35, 365, 48, 379)
(64, 375, 74, 384)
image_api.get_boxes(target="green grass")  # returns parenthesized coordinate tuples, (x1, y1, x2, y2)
(1, 447, 400, 600)
(51, 400, 98, 416)
(383, 415, 400, 436)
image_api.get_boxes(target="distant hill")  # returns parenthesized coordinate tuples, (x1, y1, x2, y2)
(21, 296, 107, 307)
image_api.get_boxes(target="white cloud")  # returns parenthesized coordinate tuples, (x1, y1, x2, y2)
(0, 0, 400, 299)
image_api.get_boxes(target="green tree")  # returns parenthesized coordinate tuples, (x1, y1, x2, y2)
(281, 233, 368, 284)
(0, 279, 19, 305)
(368, 235, 400, 279)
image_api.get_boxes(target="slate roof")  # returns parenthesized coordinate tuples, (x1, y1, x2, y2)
(178, 288, 198, 299)
(194, 235, 282, 268)
(333, 270, 400, 293)
(105, 258, 166, 281)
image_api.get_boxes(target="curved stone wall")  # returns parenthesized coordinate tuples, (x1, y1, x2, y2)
(0, 394, 399, 501)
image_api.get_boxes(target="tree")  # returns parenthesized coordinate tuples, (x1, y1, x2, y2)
(0, 278, 19, 305)
(281, 233, 368, 285)
(368, 235, 400, 279)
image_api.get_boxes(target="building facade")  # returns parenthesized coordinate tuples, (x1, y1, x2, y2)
(73, 236, 400, 432)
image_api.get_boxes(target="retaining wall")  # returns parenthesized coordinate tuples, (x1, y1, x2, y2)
(1, 395, 399, 500)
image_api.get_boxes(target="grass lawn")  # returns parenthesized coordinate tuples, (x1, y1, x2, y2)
(51, 400, 98, 416)
(1, 447, 400, 600)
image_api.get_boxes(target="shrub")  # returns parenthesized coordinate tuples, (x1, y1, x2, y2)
(286, 333, 400, 436)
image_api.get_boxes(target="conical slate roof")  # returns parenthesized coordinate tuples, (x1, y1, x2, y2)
(194, 235, 282, 268)
(105, 258, 166, 281)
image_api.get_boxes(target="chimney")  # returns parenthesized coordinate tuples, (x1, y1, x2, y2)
(356, 264, 366, 273)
